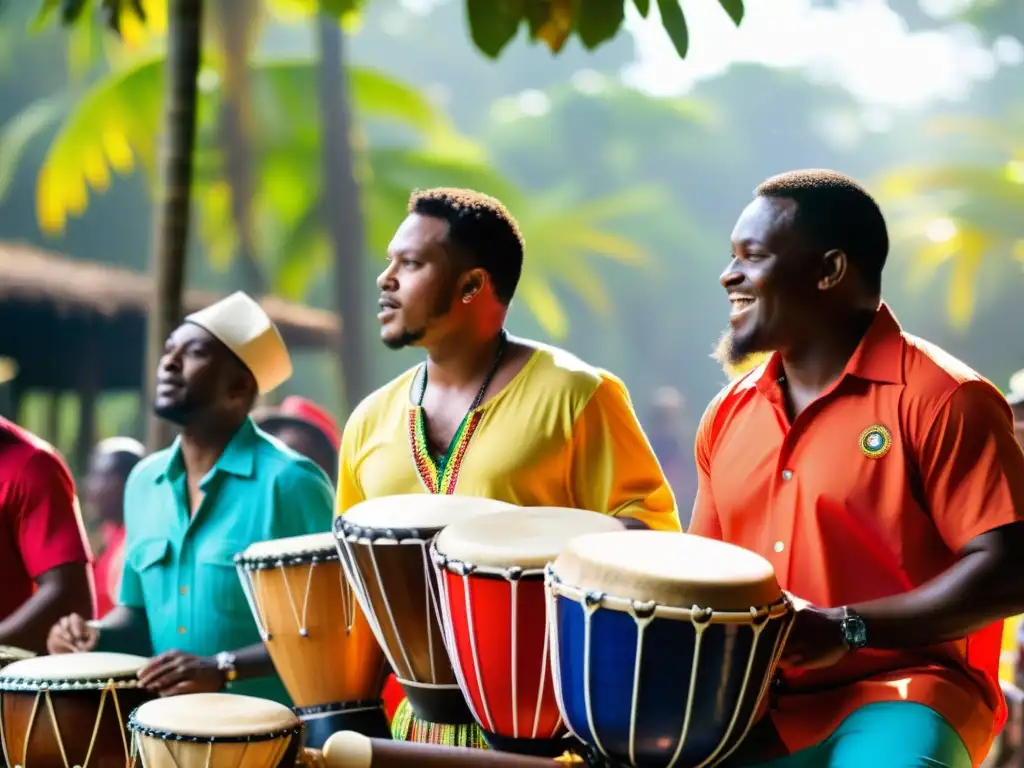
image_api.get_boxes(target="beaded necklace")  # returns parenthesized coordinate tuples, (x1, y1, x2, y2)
(408, 330, 508, 494)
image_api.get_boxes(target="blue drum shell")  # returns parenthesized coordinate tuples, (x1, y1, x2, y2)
(553, 594, 789, 767)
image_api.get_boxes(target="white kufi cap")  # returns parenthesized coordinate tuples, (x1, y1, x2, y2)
(185, 292, 292, 394)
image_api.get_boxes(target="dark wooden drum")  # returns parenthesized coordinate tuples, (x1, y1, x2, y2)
(333, 494, 513, 727)
(0, 651, 153, 768)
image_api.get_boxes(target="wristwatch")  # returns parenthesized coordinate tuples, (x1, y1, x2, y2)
(839, 607, 867, 650)
(215, 651, 238, 687)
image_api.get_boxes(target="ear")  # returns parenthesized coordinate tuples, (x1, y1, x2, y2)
(818, 249, 847, 291)
(458, 268, 489, 304)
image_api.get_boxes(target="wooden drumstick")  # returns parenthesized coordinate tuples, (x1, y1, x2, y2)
(305, 731, 583, 767)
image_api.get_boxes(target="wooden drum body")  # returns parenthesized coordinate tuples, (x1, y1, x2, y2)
(128, 693, 302, 768)
(431, 507, 622, 757)
(236, 533, 388, 745)
(333, 494, 514, 726)
(0, 652, 153, 768)
(547, 532, 794, 768)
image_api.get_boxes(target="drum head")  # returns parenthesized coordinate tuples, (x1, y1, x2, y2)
(435, 507, 623, 570)
(340, 494, 515, 535)
(551, 531, 781, 611)
(239, 531, 337, 565)
(0, 652, 148, 687)
(130, 692, 300, 739)
(0, 646, 35, 665)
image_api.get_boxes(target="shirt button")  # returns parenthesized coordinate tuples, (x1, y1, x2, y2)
(178, 626, 186, 635)
(781, 469, 793, 481)
(179, 586, 188, 596)
(774, 541, 785, 553)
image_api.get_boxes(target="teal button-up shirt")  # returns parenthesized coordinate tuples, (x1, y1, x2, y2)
(119, 418, 334, 703)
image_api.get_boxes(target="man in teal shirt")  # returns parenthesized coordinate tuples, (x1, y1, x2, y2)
(48, 292, 334, 704)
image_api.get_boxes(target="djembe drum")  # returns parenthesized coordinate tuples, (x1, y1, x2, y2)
(236, 532, 389, 746)
(0, 646, 34, 670)
(546, 531, 794, 768)
(128, 692, 303, 768)
(333, 494, 514, 735)
(0, 652, 153, 768)
(431, 506, 623, 757)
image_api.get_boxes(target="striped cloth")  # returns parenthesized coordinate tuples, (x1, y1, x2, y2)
(389, 698, 489, 748)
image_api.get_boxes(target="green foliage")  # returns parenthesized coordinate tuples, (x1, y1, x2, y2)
(878, 119, 1024, 328)
(465, 0, 744, 59)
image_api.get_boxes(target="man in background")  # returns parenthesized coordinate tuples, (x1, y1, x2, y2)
(0, 417, 94, 652)
(83, 437, 144, 617)
(253, 396, 340, 484)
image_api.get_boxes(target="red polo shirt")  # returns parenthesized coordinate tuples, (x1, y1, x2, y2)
(0, 418, 92, 620)
(690, 305, 1024, 765)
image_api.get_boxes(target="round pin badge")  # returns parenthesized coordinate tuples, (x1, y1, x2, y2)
(859, 424, 892, 459)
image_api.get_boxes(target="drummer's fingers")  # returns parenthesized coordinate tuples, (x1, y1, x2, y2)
(66, 613, 90, 641)
(142, 660, 191, 691)
(138, 654, 182, 686)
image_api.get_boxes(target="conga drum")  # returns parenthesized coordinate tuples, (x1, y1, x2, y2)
(333, 494, 515, 729)
(128, 692, 303, 768)
(236, 532, 389, 746)
(0, 652, 153, 768)
(546, 531, 794, 768)
(431, 507, 623, 757)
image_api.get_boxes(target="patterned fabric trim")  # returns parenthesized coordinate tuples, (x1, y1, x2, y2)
(390, 698, 488, 748)
(408, 407, 483, 495)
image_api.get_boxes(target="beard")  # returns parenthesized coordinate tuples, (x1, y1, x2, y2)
(712, 328, 773, 380)
(153, 398, 200, 427)
(382, 328, 426, 350)
(380, 279, 458, 351)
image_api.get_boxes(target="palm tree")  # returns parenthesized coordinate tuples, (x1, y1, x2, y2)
(876, 115, 1024, 328)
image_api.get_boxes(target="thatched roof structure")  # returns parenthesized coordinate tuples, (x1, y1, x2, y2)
(0, 242, 341, 391)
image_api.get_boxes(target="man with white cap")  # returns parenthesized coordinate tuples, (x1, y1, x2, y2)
(47, 292, 334, 704)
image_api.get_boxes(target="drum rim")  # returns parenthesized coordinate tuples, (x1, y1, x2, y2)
(333, 515, 444, 544)
(0, 674, 143, 691)
(545, 564, 792, 624)
(430, 540, 545, 581)
(234, 546, 339, 569)
(127, 708, 303, 743)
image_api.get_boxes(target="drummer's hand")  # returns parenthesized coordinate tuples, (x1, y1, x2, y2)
(779, 596, 849, 671)
(138, 650, 224, 696)
(47, 613, 99, 654)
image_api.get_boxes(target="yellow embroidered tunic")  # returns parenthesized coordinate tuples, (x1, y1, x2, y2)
(336, 343, 680, 532)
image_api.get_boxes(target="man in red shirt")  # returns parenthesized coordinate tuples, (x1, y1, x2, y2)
(692, 170, 1024, 767)
(0, 417, 94, 652)
(82, 437, 144, 617)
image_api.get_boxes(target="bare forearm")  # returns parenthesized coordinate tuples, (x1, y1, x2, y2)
(0, 563, 94, 653)
(94, 606, 153, 656)
(223, 643, 275, 681)
(852, 549, 1024, 649)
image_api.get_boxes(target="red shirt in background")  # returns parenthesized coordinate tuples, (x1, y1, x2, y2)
(93, 522, 125, 617)
(0, 417, 93, 620)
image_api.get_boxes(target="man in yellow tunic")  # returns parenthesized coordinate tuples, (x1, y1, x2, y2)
(337, 187, 681, 748)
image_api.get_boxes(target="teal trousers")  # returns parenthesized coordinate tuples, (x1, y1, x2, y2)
(746, 702, 972, 768)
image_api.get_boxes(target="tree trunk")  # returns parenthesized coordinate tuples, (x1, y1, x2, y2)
(144, 0, 204, 452)
(212, 0, 265, 298)
(315, 12, 367, 416)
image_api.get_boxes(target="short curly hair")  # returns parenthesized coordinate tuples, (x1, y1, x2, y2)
(755, 169, 889, 294)
(409, 187, 524, 305)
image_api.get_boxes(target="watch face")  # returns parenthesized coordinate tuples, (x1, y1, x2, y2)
(843, 616, 867, 648)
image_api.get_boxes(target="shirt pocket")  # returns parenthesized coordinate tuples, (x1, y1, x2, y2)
(197, 542, 251, 619)
(126, 538, 170, 603)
